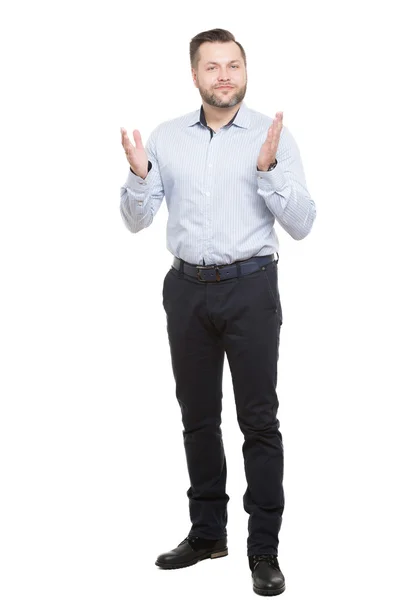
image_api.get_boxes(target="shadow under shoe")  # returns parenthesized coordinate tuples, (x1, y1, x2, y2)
(155, 536, 228, 569)
(249, 554, 286, 596)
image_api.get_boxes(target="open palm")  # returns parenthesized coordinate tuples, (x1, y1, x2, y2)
(257, 112, 283, 170)
(120, 128, 149, 179)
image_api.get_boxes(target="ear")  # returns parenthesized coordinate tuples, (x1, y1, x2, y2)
(191, 68, 198, 88)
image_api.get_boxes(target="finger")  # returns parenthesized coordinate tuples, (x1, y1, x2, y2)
(275, 120, 283, 143)
(262, 129, 272, 149)
(269, 122, 277, 144)
(264, 116, 279, 142)
(272, 120, 280, 141)
(120, 128, 129, 148)
(120, 127, 128, 144)
(268, 130, 279, 155)
(276, 113, 283, 134)
(133, 129, 144, 150)
(272, 114, 282, 132)
(121, 139, 133, 161)
(122, 130, 134, 153)
(271, 116, 282, 141)
(264, 126, 276, 150)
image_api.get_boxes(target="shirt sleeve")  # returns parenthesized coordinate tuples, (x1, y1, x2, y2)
(120, 128, 165, 233)
(256, 126, 316, 240)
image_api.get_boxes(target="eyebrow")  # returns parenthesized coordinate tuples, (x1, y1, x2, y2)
(205, 60, 241, 65)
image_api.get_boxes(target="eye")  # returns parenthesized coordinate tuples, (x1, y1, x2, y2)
(207, 65, 239, 71)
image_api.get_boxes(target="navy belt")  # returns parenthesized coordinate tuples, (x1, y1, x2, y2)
(172, 254, 276, 283)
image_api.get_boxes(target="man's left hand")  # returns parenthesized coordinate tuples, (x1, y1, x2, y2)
(257, 112, 284, 170)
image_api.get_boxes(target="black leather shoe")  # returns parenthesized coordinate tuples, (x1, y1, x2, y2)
(249, 554, 286, 596)
(155, 535, 228, 569)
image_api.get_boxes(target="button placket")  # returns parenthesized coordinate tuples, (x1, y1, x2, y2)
(204, 138, 215, 260)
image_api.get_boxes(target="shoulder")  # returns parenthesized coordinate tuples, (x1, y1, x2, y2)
(243, 104, 273, 126)
(245, 104, 294, 144)
(154, 109, 198, 133)
(146, 109, 198, 148)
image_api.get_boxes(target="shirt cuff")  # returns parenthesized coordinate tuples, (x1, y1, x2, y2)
(125, 161, 153, 192)
(256, 162, 286, 191)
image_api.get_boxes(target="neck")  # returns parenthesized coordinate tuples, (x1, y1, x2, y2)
(202, 101, 242, 127)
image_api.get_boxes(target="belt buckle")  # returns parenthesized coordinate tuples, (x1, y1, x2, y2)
(196, 265, 221, 282)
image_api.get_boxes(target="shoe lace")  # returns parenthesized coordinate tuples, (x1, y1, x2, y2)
(178, 536, 199, 548)
(180, 536, 220, 551)
(252, 554, 280, 570)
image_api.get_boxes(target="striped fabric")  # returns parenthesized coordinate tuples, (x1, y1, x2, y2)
(120, 101, 316, 266)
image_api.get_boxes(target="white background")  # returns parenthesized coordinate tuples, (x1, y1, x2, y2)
(1, 1, 399, 598)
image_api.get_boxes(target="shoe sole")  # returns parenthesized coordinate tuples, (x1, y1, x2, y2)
(155, 548, 228, 569)
(252, 583, 286, 596)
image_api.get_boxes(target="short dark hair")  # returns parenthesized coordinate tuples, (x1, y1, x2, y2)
(190, 28, 247, 70)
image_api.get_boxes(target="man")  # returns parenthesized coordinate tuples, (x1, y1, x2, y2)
(120, 28, 316, 597)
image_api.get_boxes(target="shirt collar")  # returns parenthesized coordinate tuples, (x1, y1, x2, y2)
(186, 101, 251, 129)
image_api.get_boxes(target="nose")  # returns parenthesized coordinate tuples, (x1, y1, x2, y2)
(217, 67, 231, 82)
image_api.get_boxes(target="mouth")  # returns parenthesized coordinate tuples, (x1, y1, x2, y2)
(216, 86, 234, 89)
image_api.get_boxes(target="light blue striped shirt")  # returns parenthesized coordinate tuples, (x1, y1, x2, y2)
(120, 101, 316, 266)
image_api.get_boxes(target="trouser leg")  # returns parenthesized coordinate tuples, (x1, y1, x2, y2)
(220, 261, 284, 555)
(162, 268, 229, 539)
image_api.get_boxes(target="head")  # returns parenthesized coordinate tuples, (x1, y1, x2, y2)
(190, 29, 247, 109)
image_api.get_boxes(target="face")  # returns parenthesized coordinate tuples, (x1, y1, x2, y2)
(192, 41, 247, 109)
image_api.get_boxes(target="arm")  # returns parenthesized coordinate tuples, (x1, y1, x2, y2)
(256, 126, 316, 240)
(119, 128, 165, 233)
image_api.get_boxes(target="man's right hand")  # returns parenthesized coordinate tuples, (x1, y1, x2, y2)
(120, 128, 148, 179)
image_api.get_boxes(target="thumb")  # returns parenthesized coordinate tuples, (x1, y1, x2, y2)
(132, 129, 144, 149)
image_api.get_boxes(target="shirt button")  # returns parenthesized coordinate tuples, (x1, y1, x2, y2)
(205, 192, 210, 197)
(208, 163, 212, 168)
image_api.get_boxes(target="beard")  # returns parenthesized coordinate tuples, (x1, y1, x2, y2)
(198, 81, 247, 108)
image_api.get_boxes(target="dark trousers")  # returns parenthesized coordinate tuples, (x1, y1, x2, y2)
(162, 256, 284, 556)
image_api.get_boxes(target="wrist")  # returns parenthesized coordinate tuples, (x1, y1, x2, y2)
(130, 167, 148, 179)
(130, 160, 151, 179)
(257, 158, 278, 172)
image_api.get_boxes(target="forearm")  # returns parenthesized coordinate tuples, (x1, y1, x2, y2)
(256, 163, 316, 240)
(120, 166, 155, 233)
